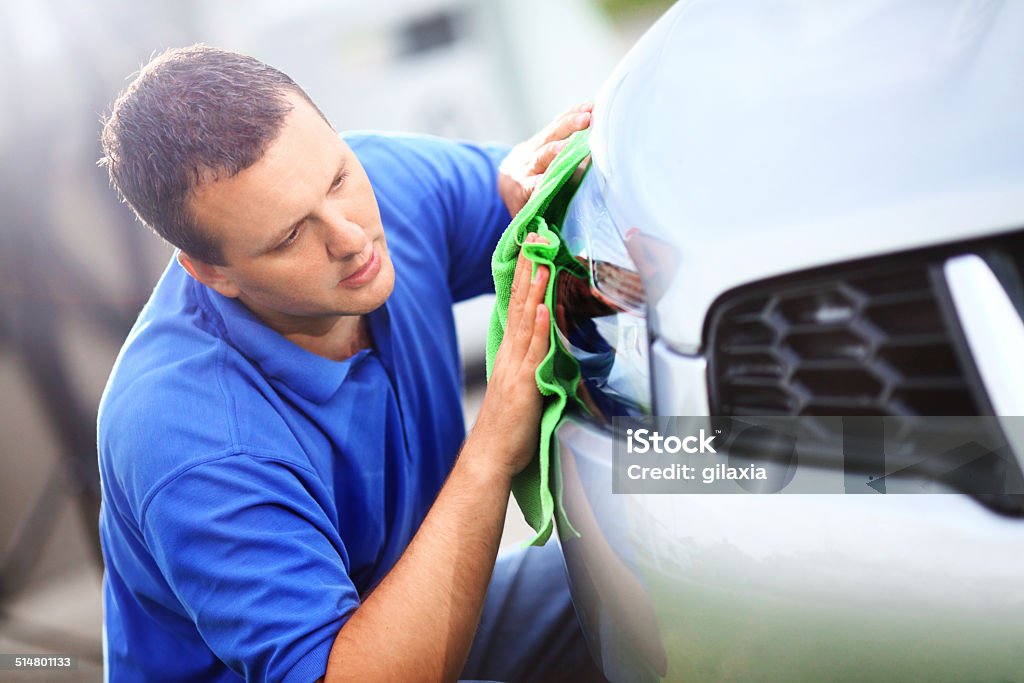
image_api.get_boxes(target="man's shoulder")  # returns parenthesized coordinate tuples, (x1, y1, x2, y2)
(100, 260, 231, 425)
(342, 130, 507, 198)
(98, 263, 290, 510)
(344, 132, 460, 203)
(342, 130, 458, 164)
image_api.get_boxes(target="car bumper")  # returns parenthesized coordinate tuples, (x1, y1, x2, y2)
(553, 344, 1024, 682)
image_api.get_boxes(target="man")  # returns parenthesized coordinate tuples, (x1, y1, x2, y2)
(97, 45, 601, 682)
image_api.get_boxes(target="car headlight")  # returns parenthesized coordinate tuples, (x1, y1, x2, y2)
(556, 166, 652, 423)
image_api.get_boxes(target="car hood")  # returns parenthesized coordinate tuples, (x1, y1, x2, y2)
(590, 0, 1024, 354)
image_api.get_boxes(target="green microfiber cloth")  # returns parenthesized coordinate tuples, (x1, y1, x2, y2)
(486, 129, 591, 546)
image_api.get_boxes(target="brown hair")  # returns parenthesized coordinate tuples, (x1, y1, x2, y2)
(99, 45, 328, 265)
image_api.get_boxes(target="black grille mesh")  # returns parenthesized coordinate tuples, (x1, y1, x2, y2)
(705, 236, 1024, 514)
(708, 259, 986, 417)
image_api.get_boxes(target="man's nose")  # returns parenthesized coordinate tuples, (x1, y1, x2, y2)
(323, 215, 368, 261)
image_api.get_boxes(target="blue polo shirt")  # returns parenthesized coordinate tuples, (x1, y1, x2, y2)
(97, 133, 511, 682)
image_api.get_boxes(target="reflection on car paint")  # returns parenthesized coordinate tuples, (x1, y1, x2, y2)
(556, 263, 652, 421)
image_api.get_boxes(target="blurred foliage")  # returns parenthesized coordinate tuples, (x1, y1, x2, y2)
(597, 0, 675, 20)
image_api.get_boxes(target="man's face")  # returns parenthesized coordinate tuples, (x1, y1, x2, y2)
(187, 92, 395, 336)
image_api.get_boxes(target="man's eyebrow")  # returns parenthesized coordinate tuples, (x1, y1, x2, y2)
(257, 156, 348, 255)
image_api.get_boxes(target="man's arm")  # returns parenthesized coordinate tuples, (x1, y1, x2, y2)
(321, 235, 552, 682)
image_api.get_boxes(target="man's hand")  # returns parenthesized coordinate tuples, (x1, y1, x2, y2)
(469, 232, 551, 479)
(498, 102, 593, 217)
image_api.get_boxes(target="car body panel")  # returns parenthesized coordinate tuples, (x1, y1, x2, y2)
(588, 0, 1024, 354)
(555, 416, 1024, 682)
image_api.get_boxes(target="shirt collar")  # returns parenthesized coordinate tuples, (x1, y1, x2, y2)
(195, 275, 379, 405)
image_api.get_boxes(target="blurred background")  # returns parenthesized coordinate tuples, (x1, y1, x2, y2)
(0, 0, 670, 678)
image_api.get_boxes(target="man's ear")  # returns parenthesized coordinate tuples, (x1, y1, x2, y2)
(177, 251, 241, 299)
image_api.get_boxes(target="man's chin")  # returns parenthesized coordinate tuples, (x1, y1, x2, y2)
(343, 269, 395, 316)
(369, 258, 396, 308)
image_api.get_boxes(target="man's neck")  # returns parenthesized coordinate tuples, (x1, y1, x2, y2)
(284, 315, 373, 361)
(239, 297, 373, 361)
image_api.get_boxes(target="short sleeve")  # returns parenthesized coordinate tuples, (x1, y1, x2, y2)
(434, 140, 513, 302)
(140, 452, 358, 683)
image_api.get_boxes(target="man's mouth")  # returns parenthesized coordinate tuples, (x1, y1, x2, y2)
(338, 244, 380, 288)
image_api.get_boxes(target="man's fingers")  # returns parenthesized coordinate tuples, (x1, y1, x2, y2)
(532, 103, 591, 152)
(507, 233, 535, 330)
(531, 107, 591, 175)
(556, 100, 593, 118)
(524, 304, 551, 369)
(530, 139, 569, 175)
(548, 101, 594, 135)
(507, 233, 550, 359)
(544, 109, 591, 146)
(513, 263, 549, 358)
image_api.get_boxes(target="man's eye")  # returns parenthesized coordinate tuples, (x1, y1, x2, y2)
(279, 224, 302, 249)
(331, 170, 349, 190)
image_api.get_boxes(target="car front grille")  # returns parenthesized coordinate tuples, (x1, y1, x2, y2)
(705, 232, 1024, 515)
(707, 234, 1024, 417)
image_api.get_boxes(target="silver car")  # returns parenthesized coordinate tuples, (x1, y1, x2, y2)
(551, 1, 1024, 681)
